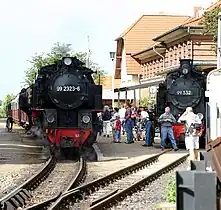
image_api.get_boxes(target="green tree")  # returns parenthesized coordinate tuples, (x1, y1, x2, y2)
(23, 42, 106, 86)
(200, 4, 221, 53)
(0, 94, 15, 118)
(139, 97, 155, 107)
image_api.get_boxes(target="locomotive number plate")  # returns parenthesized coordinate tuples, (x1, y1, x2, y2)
(175, 90, 193, 96)
(56, 85, 81, 92)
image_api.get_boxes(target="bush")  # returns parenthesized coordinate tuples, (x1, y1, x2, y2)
(166, 175, 176, 203)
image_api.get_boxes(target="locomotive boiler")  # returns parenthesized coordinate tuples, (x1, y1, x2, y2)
(156, 59, 206, 147)
(29, 57, 102, 159)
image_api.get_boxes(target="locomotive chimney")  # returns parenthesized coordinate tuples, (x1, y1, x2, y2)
(180, 59, 192, 67)
(179, 59, 193, 75)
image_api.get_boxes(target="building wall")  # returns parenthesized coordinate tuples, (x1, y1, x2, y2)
(122, 16, 190, 75)
(124, 15, 190, 53)
(115, 15, 191, 78)
(191, 35, 216, 61)
(140, 34, 216, 79)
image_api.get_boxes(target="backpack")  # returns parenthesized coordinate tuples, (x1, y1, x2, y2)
(103, 110, 111, 121)
(148, 111, 154, 121)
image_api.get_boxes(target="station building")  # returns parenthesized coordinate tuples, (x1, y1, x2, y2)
(114, 3, 219, 106)
(100, 76, 134, 106)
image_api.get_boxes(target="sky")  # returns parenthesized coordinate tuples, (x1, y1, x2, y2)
(0, 0, 216, 100)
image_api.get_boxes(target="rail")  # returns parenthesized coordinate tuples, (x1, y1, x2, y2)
(48, 149, 183, 209)
(88, 154, 188, 210)
(24, 156, 87, 210)
(0, 156, 56, 210)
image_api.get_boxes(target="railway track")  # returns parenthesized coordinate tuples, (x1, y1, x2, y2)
(0, 155, 55, 210)
(0, 156, 87, 210)
(46, 150, 188, 210)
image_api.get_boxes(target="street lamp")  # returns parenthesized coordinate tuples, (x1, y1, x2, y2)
(109, 51, 116, 108)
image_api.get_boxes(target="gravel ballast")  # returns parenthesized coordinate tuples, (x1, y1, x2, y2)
(112, 160, 189, 210)
(0, 163, 43, 198)
(25, 160, 79, 207)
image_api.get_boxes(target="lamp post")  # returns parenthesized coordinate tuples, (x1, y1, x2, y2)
(109, 51, 116, 108)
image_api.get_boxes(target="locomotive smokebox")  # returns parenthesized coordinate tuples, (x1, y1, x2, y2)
(179, 59, 193, 75)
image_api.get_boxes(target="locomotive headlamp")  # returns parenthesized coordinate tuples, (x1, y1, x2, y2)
(47, 115, 55, 123)
(82, 115, 90, 124)
(182, 68, 189, 75)
(63, 57, 72, 66)
(180, 62, 190, 75)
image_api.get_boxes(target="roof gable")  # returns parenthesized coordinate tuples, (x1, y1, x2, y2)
(115, 15, 191, 41)
(183, 0, 221, 26)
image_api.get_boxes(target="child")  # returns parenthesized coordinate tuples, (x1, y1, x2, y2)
(114, 114, 121, 143)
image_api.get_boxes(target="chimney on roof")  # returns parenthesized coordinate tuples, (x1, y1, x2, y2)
(194, 7, 203, 17)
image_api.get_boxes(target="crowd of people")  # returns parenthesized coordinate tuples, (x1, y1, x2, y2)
(6, 97, 203, 161)
(98, 102, 203, 159)
(98, 102, 157, 146)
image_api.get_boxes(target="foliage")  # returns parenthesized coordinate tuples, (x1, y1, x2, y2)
(0, 94, 15, 118)
(200, 4, 221, 53)
(23, 42, 106, 86)
(166, 175, 176, 203)
(114, 102, 119, 108)
(139, 97, 155, 107)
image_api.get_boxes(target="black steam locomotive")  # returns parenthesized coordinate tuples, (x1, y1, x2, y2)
(156, 59, 207, 147)
(30, 57, 102, 159)
(156, 59, 206, 117)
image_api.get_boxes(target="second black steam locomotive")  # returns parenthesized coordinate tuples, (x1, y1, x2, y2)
(156, 59, 207, 147)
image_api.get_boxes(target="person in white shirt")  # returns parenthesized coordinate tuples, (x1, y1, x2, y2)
(178, 107, 202, 161)
(119, 105, 126, 135)
(141, 110, 149, 119)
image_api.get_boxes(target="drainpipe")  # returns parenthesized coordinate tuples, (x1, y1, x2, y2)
(188, 26, 190, 33)
(153, 46, 165, 71)
(152, 46, 165, 101)
(191, 40, 193, 60)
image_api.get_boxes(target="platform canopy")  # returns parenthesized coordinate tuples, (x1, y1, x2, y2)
(114, 76, 165, 92)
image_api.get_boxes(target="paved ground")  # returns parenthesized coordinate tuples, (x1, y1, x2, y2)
(95, 134, 188, 160)
(0, 121, 48, 164)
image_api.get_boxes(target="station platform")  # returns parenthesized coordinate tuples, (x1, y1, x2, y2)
(94, 134, 187, 161)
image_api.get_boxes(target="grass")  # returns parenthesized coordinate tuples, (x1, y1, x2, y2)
(165, 175, 176, 203)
